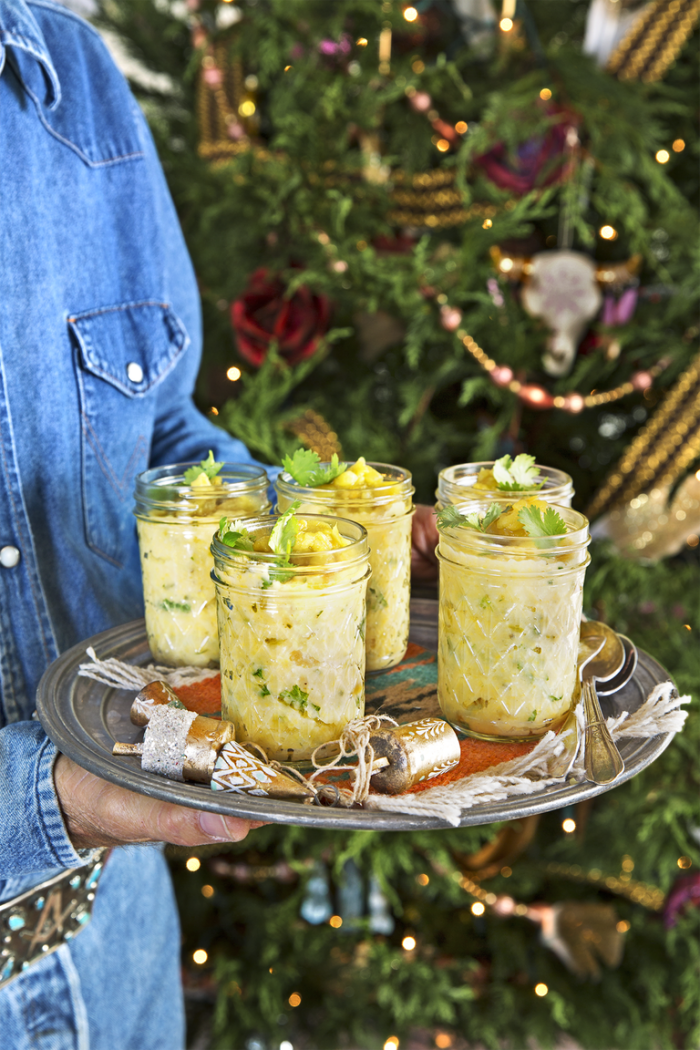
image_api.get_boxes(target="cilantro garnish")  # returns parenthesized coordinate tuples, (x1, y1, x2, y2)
(517, 505, 567, 538)
(492, 454, 543, 492)
(217, 517, 255, 551)
(282, 449, 347, 487)
(437, 503, 506, 533)
(269, 501, 302, 558)
(159, 598, 191, 613)
(278, 684, 319, 715)
(183, 450, 224, 484)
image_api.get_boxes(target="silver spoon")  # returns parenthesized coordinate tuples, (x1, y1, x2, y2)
(549, 634, 605, 779)
(579, 623, 626, 785)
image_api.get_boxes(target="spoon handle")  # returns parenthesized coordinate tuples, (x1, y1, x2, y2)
(582, 679, 625, 785)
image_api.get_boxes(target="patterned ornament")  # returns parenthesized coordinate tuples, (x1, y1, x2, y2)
(212, 741, 314, 800)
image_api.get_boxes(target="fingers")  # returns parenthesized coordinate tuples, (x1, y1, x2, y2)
(411, 503, 439, 581)
(54, 754, 263, 850)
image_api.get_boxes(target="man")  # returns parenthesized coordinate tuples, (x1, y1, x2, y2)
(0, 2, 266, 1045)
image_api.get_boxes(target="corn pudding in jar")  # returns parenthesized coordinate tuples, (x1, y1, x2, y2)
(134, 455, 270, 667)
(276, 452, 414, 672)
(437, 497, 590, 740)
(211, 507, 370, 761)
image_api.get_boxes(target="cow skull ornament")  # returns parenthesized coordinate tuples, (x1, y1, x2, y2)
(521, 250, 603, 376)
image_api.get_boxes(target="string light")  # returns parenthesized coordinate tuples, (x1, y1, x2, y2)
(436, 139, 450, 152)
(201, 884, 215, 898)
(539, 88, 552, 100)
(280, 1042, 294, 1050)
(455, 121, 468, 134)
(599, 225, 618, 240)
(403, 6, 418, 20)
(500, 866, 512, 877)
(416, 873, 430, 886)
(193, 949, 208, 965)
(209, 406, 219, 416)
(534, 983, 549, 997)
(356, 37, 368, 46)
(621, 856, 635, 872)
(329, 915, 343, 928)
(500, 17, 514, 30)
(672, 139, 686, 152)
(227, 366, 242, 381)
(684, 624, 692, 631)
(616, 920, 631, 933)
(384, 1038, 399, 1050)
(288, 993, 302, 1007)
(482, 218, 493, 229)
(678, 857, 692, 868)
(186, 857, 201, 872)
(284, 65, 292, 71)
(562, 818, 576, 833)
(402, 935, 417, 950)
(435, 1036, 453, 1049)
(655, 149, 670, 164)
(471, 902, 485, 916)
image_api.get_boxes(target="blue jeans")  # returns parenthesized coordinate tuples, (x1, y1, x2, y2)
(0, 847, 185, 1050)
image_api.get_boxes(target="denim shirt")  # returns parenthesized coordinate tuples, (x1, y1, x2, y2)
(0, 2, 267, 1043)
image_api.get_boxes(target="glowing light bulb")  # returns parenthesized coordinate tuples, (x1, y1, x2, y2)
(384, 1038, 400, 1050)
(288, 992, 301, 1007)
(201, 884, 214, 898)
(193, 949, 208, 965)
(534, 982, 548, 997)
(186, 857, 201, 872)
(402, 935, 417, 950)
(436, 139, 450, 152)
(539, 88, 552, 100)
(403, 6, 418, 20)
(329, 915, 343, 928)
(599, 225, 617, 240)
(435, 1035, 453, 1049)
(500, 17, 514, 30)
(672, 139, 685, 152)
(455, 121, 468, 134)
(678, 856, 692, 869)
(416, 873, 429, 886)
(616, 920, 630, 933)
(471, 902, 485, 916)
(482, 218, 493, 229)
(238, 100, 256, 117)
(356, 38, 368, 46)
(499, 256, 513, 272)
(562, 818, 576, 833)
(655, 149, 670, 164)
(227, 366, 242, 381)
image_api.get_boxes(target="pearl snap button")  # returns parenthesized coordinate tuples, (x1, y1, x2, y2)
(0, 546, 21, 568)
(126, 362, 144, 383)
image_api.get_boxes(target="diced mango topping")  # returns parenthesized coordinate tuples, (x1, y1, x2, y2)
(189, 473, 223, 490)
(329, 457, 386, 489)
(472, 467, 500, 492)
(488, 498, 550, 537)
(254, 519, 350, 554)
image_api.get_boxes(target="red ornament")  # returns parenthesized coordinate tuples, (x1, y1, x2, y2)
(410, 91, 433, 114)
(440, 305, 463, 332)
(631, 370, 653, 391)
(518, 384, 555, 410)
(474, 106, 578, 195)
(490, 365, 514, 387)
(230, 269, 330, 368)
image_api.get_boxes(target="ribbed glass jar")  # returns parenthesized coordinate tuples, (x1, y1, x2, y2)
(436, 462, 574, 510)
(437, 501, 590, 741)
(276, 464, 414, 672)
(134, 463, 269, 667)
(211, 514, 370, 762)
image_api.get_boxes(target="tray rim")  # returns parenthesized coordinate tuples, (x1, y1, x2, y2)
(36, 604, 678, 831)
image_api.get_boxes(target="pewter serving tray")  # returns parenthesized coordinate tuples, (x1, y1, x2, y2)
(36, 600, 677, 830)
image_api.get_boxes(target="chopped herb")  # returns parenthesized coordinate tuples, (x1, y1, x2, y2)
(518, 505, 567, 538)
(159, 598, 191, 613)
(252, 668, 265, 679)
(218, 517, 255, 551)
(183, 450, 224, 484)
(269, 501, 302, 558)
(278, 684, 311, 714)
(549, 695, 563, 703)
(167, 699, 187, 710)
(492, 454, 543, 491)
(282, 449, 347, 487)
(259, 684, 271, 698)
(527, 710, 538, 722)
(369, 587, 388, 610)
(479, 595, 492, 609)
(437, 503, 507, 533)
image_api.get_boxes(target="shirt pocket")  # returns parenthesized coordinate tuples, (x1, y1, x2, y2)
(69, 301, 189, 568)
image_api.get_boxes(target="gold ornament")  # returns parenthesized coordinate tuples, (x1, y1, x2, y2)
(607, 0, 700, 83)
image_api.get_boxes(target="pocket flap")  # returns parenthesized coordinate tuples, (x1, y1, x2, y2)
(68, 300, 189, 397)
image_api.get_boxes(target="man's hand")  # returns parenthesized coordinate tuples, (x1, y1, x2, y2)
(54, 754, 264, 850)
(411, 503, 439, 582)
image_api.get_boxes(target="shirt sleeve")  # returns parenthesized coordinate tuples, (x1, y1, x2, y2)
(0, 722, 94, 880)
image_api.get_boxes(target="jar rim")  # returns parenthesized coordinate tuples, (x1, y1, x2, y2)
(276, 460, 413, 499)
(438, 498, 589, 552)
(438, 461, 573, 498)
(211, 512, 369, 569)
(134, 461, 269, 510)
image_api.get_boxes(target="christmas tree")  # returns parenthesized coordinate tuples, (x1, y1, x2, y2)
(98, 1, 699, 1047)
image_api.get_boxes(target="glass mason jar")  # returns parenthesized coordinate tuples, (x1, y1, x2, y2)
(436, 462, 574, 510)
(211, 514, 370, 762)
(134, 463, 270, 667)
(437, 501, 590, 741)
(276, 465, 414, 672)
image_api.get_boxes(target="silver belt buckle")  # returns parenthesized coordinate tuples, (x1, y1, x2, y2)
(0, 849, 107, 989)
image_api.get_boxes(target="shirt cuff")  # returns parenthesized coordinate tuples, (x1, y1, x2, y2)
(0, 721, 96, 878)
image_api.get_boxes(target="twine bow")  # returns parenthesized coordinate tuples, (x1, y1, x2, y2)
(309, 715, 398, 804)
